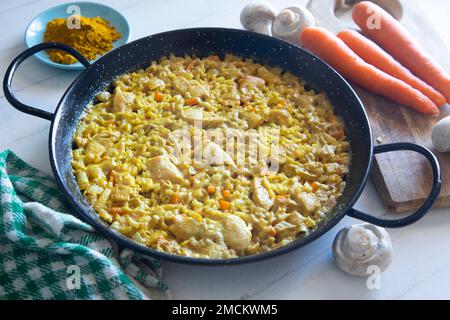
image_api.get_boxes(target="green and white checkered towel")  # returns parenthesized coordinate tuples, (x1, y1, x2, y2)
(0, 150, 169, 300)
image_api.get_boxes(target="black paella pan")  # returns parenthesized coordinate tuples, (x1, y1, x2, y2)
(3, 28, 441, 265)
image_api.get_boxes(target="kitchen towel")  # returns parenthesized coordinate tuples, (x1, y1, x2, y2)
(0, 150, 169, 300)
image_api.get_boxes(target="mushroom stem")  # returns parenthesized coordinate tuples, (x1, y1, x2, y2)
(272, 5, 315, 45)
(250, 21, 272, 35)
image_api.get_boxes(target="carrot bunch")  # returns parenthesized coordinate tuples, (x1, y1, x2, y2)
(299, 1, 450, 115)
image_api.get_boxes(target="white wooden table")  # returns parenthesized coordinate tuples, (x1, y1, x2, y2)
(2, 0, 450, 300)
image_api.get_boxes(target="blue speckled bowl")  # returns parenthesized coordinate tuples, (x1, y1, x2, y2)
(24, 1, 130, 70)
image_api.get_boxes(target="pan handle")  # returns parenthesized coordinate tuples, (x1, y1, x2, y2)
(3, 42, 91, 121)
(347, 142, 441, 228)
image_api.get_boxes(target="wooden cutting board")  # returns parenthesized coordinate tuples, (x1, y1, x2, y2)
(309, 0, 450, 212)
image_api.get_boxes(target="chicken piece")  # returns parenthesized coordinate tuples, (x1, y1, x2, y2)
(292, 92, 314, 107)
(86, 141, 105, 157)
(146, 156, 184, 184)
(222, 214, 252, 251)
(182, 108, 224, 128)
(99, 158, 116, 174)
(239, 75, 265, 89)
(112, 87, 135, 113)
(271, 196, 297, 212)
(243, 112, 264, 129)
(287, 211, 306, 226)
(196, 241, 229, 259)
(148, 77, 165, 90)
(202, 141, 236, 167)
(274, 221, 296, 238)
(291, 190, 319, 216)
(172, 77, 207, 98)
(110, 185, 133, 202)
(169, 216, 202, 241)
(256, 66, 281, 83)
(76, 171, 89, 190)
(86, 164, 106, 182)
(189, 82, 208, 98)
(172, 77, 189, 93)
(251, 178, 273, 210)
(268, 109, 291, 126)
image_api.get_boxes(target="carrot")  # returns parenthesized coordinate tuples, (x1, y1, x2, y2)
(222, 189, 231, 198)
(207, 185, 216, 194)
(186, 98, 199, 106)
(154, 91, 163, 102)
(219, 200, 231, 211)
(110, 207, 125, 215)
(108, 171, 115, 184)
(311, 182, 319, 193)
(299, 27, 439, 115)
(172, 192, 180, 204)
(352, 1, 450, 103)
(337, 29, 446, 107)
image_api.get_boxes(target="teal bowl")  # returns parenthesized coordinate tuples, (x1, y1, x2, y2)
(24, 2, 130, 70)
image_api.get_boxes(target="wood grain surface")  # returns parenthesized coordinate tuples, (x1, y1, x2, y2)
(311, 0, 450, 212)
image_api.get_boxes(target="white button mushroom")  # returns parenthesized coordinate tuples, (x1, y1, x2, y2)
(432, 116, 450, 153)
(332, 223, 393, 276)
(272, 5, 315, 45)
(240, 2, 277, 35)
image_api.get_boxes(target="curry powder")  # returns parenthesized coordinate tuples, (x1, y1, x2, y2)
(43, 15, 121, 64)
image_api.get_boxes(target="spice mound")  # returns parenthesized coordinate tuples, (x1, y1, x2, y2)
(43, 15, 121, 64)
